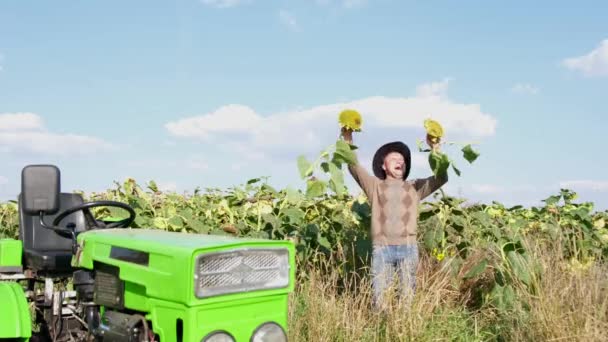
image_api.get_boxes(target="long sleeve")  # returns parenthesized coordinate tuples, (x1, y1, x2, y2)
(347, 154, 378, 198)
(413, 173, 448, 200)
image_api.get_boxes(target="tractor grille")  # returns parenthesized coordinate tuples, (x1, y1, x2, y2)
(195, 248, 290, 298)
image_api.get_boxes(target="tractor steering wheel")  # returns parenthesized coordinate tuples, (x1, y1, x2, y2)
(52, 200, 136, 229)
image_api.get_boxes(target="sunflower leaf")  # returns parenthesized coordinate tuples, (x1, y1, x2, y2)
(306, 179, 327, 198)
(429, 151, 450, 178)
(334, 140, 357, 166)
(297, 155, 313, 179)
(462, 144, 480, 164)
(328, 162, 346, 197)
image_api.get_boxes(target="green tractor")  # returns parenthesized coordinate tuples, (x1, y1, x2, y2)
(0, 165, 295, 342)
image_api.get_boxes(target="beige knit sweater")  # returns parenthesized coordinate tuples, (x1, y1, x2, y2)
(348, 158, 448, 246)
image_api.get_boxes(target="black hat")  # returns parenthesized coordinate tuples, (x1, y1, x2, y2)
(372, 141, 411, 180)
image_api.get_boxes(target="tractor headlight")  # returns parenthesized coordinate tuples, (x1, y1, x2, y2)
(194, 248, 290, 298)
(202, 331, 235, 342)
(251, 322, 287, 342)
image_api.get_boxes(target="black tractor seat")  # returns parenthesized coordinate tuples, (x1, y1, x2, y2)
(19, 192, 86, 274)
(23, 249, 74, 273)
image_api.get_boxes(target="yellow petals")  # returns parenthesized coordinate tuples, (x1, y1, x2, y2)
(424, 118, 444, 138)
(339, 109, 363, 131)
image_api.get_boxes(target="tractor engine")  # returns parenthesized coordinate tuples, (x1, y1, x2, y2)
(73, 269, 149, 342)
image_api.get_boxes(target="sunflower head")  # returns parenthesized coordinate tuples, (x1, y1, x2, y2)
(424, 119, 444, 139)
(339, 109, 363, 132)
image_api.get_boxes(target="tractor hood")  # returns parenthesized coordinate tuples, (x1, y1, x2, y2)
(78, 228, 277, 254)
(72, 228, 295, 307)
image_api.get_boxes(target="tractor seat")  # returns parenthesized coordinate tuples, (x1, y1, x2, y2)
(23, 250, 74, 273)
(19, 193, 87, 273)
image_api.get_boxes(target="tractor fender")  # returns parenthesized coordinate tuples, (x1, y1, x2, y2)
(0, 282, 31, 339)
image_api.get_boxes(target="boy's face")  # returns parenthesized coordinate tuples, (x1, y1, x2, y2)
(382, 151, 406, 179)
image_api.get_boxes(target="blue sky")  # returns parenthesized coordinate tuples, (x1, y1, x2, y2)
(1, 0, 607, 210)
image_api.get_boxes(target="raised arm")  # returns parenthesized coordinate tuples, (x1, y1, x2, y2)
(413, 173, 448, 200)
(341, 128, 377, 197)
(413, 134, 448, 200)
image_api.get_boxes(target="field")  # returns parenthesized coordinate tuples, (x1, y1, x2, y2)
(1, 176, 607, 341)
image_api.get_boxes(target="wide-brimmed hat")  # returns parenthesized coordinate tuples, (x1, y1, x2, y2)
(372, 141, 411, 180)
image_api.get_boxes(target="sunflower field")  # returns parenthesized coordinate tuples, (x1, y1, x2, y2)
(1, 115, 607, 340)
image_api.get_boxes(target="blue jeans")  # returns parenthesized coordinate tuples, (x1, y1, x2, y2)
(371, 244, 419, 309)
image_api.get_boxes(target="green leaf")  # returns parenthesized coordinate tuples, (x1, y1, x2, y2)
(428, 151, 450, 178)
(282, 208, 305, 224)
(351, 201, 371, 220)
(423, 227, 443, 250)
(318, 236, 331, 249)
(297, 155, 313, 179)
(463, 259, 488, 279)
(181, 208, 194, 222)
(334, 140, 357, 166)
(147, 180, 159, 192)
(134, 216, 150, 228)
(506, 251, 531, 286)
(451, 163, 461, 176)
(285, 187, 303, 205)
(168, 216, 184, 230)
(418, 209, 437, 222)
(263, 213, 280, 231)
(328, 162, 346, 196)
(320, 162, 330, 173)
(190, 219, 209, 234)
(153, 217, 167, 230)
(461, 144, 480, 164)
(543, 195, 561, 206)
(306, 179, 327, 198)
(247, 178, 261, 184)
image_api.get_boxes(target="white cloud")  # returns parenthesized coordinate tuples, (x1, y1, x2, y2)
(0, 176, 7, 185)
(415, 78, 451, 98)
(511, 83, 540, 95)
(562, 39, 608, 77)
(166, 79, 497, 163)
(0, 113, 113, 156)
(0, 54, 4, 72)
(200, 0, 249, 8)
(279, 10, 299, 32)
(0, 113, 44, 131)
(560, 180, 608, 192)
(166, 105, 261, 139)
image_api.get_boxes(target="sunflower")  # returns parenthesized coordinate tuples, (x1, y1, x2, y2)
(339, 109, 363, 131)
(424, 118, 444, 144)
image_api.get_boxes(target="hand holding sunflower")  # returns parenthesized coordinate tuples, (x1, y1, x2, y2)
(338, 109, 362, 144)
(424, 119, 443, 151)
(420, 118, 480, 178)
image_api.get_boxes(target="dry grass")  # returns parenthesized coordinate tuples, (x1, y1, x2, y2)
(516, 244, 608, 341)
(288, 246, 608, 342)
